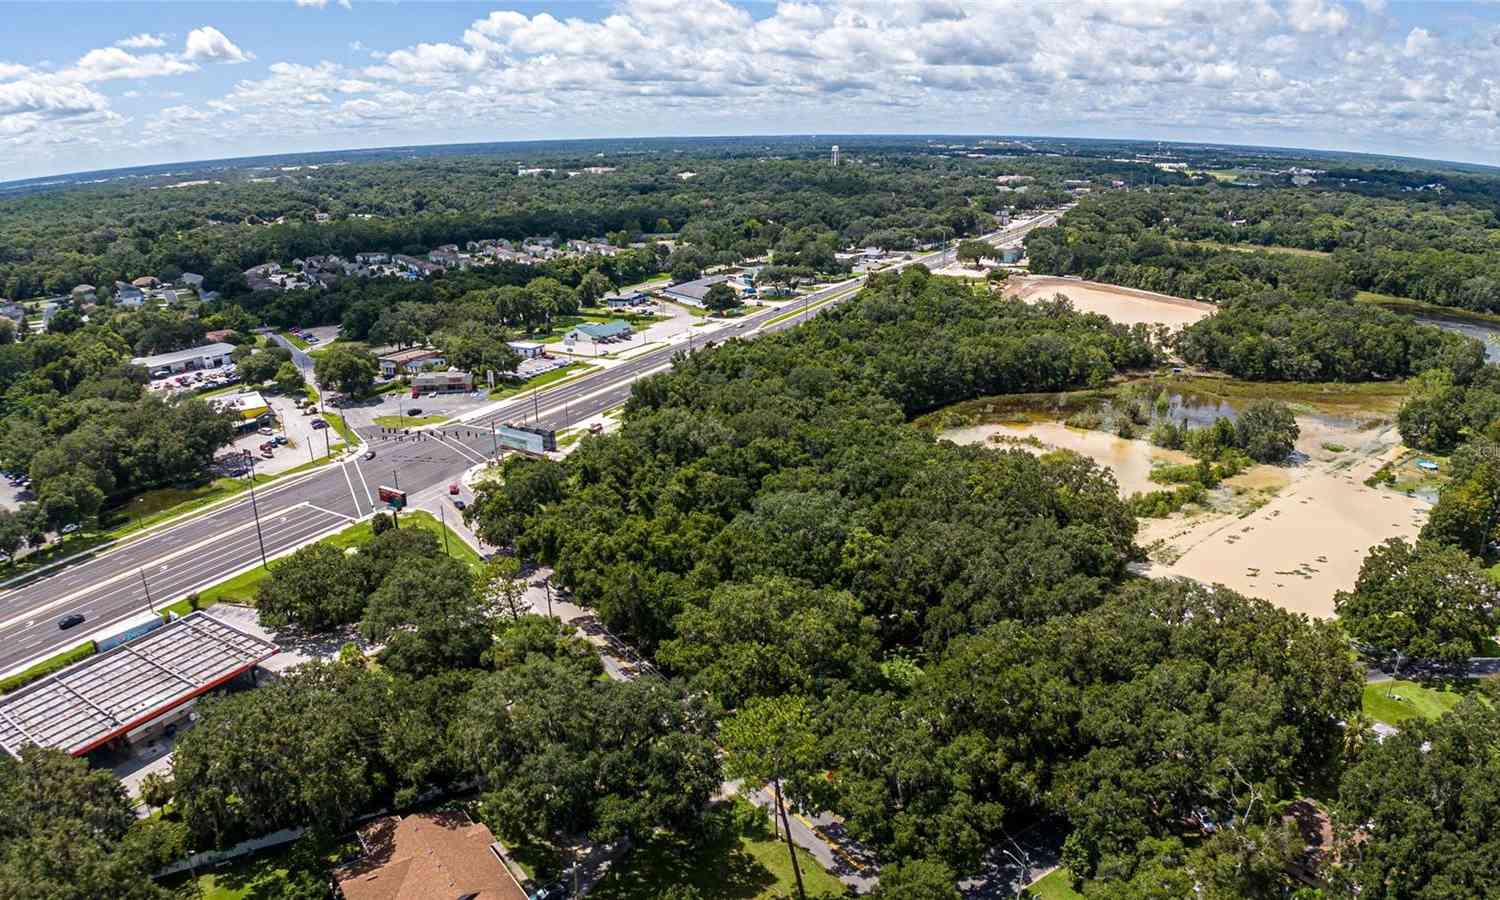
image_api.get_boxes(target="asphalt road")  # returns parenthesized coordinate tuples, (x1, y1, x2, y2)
(0, 215, 1057, 673)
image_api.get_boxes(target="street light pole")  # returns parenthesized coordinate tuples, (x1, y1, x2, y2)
(438, 503, 451, 557)
(140, 567, 154, 614)
(244, 451, 270, 569)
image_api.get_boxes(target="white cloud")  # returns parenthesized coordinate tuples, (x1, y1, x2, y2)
(183, 26, 253, 63)
(116, 33, 167, 49)
(68, 47, 197, 82)
(16, 0, 1500, 177)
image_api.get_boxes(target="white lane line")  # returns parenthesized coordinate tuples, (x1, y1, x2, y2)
(338, 458, 363, 515)
(305, 503, 356, 523)
(351, 457, 374, 509)
(439, 433, 487, 465)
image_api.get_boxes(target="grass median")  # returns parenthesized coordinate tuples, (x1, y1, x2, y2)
(488, 361, 596, 400)
(371, 413, 449, 428)
(0, 641, 97, 695)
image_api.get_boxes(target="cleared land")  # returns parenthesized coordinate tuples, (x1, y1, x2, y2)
(942, 386, 1425, 619)
(1005, 276, 1214, 328)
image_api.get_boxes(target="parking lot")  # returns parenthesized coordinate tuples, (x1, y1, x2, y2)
(341, 385, 494, 432)
(146, 360, 240, 399)
(215, 393, 346, 477)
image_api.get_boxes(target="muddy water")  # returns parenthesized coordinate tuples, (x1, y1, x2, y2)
(942, 421, 1195, 495)
(1417, 314, 1500, 362)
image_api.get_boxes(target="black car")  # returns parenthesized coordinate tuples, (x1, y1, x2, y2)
(407, 408, 422, 416)
(453, 498, 466, 510)
(311, 419, 329, 430)
(57, 613, 85, 630)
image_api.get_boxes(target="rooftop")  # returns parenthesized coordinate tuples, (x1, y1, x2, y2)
(662, 274, 731, 303)
(572, 319, 632, 339)
(379, 347, 444, 365)
(130, 342, 236, 369)
(0, 612, 277, 757)
(336, 811, 526, 900)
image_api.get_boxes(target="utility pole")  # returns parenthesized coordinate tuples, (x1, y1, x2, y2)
(490, 422, 498, 459)
(244, 451, 270, 569)
(438, 503, 451, 557)
(140, 567, 154, 614)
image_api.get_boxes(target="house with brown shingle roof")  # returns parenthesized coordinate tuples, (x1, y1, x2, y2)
(335, 811, 527, 900)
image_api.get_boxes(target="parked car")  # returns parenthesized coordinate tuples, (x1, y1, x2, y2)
(311, 419, 328, 430)
(259, 442, 275, 451)
(527, 881, 569, 900)
(57, 613, 85, 630)
(258, 426, 274, 436)
(260, 449, 274, 459)
(453, 498, 466, 510)
(60, 523, 80, 535)
(272, 435, 288, 445)
(407, 408, 422, 416)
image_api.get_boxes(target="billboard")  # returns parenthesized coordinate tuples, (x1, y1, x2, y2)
(95, 617, 166, 653)
(377, 486, 407, 508)
(495, 423, 557, 454)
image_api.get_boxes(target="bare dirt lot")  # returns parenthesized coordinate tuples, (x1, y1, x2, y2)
(1006, 276, 1215, 329)
(943, 414, 1427, 619)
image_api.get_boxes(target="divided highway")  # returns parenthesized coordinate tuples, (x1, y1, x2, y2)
(0, 215, 1057, 673)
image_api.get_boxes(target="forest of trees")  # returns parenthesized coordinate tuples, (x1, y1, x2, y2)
(0, 154, 1009, 302)
(1025, 185, 1500, 312)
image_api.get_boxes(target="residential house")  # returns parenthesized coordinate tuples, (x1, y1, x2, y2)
(179, 272, 205, 288)
(131, 275, 160, 289)
(0, 302, 24, 325)
(113, 281, 146, 307)
(355, 252, 390, 265)
(334, 811, 525, 900)
(70, 284, 97, 303)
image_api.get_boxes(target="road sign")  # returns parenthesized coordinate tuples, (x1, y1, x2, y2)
(377, 485, 407, 509)
(495, 423, 557, 454)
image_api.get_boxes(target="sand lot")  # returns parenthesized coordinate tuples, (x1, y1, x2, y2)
(944, 416, 1427, 619)
(1007, 276, 1215, 329)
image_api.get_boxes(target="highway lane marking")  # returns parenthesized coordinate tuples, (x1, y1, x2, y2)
(0, 503, 342, 634)
(338, 459, 363, 516)
(304, 503, 356, 523)
(350, 458, 374, 510)
(437, 432, 487, 465)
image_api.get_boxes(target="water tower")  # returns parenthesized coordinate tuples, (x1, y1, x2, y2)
(831, 145, 840, 167)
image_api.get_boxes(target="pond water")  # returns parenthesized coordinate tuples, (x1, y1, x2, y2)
(1416, 314, 1500, 362)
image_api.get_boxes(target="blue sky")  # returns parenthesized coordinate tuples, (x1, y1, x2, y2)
(4, 1, 1500, 179)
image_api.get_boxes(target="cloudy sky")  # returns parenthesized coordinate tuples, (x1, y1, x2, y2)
(2, 0, 1499, 180)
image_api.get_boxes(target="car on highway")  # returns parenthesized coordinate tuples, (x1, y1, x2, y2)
(60, 523, 80, 535)
(57, 613, 85, 631)
(362, 449, 376, 460)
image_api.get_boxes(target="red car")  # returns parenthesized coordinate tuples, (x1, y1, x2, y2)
(448, 482, 460, 495)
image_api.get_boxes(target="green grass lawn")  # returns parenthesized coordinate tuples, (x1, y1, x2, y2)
(489, 361, 596, 400)
(1362, 679, 1471, 726)
(171, 837, 356, 900)
(372, 413, 449, 428)
(1025, 868, 1085, 900)
(0, 641, 96, 694)
(589, 799, 846, 900)
(279, 331, 310, 350)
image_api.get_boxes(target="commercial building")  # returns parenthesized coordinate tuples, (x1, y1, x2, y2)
(506, 340, 545, 359)
(661, 274, 731, 306)
(377, 347, 446, 377)
(131, 342, 236, 375)
(411, 370, 474, 393)
(602, 289, 648, 308)
(565, 320, 632, 343)
(0, 612, 277, 758)
(217, 391, 269, 420)
(335, 811, 526, 900)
